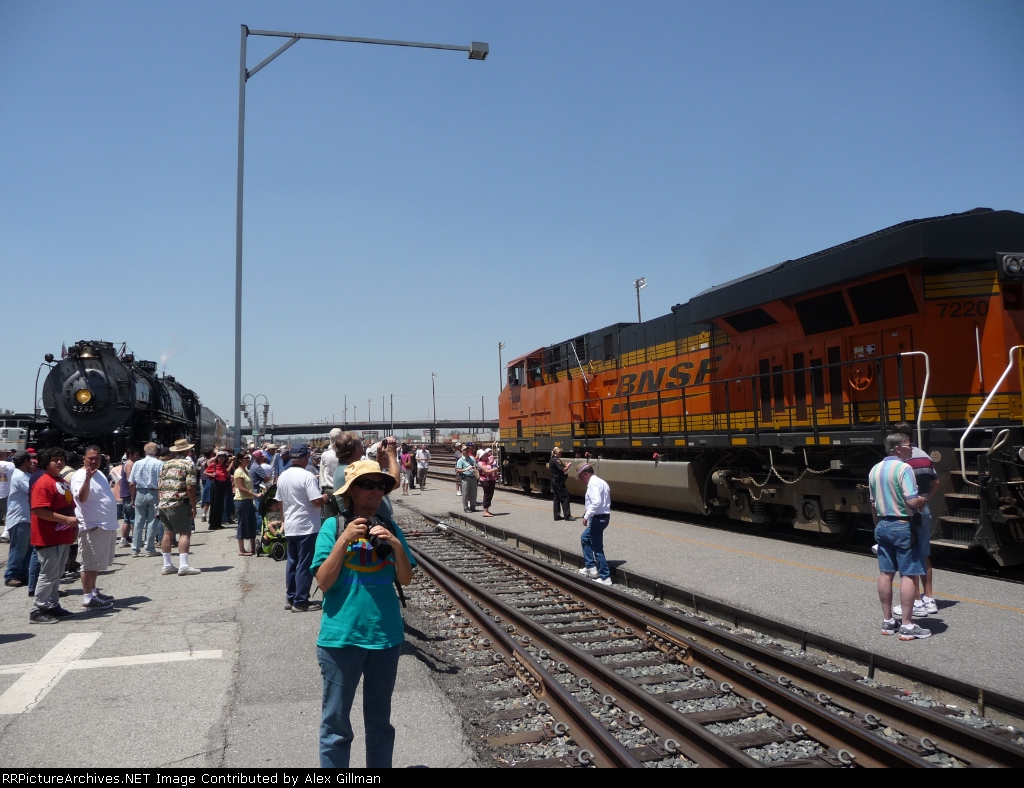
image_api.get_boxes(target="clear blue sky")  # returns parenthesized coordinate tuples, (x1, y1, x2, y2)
(2, 1, 1023, 427)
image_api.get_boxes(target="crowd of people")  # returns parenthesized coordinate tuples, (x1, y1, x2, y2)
(0, 437, 203, 624)
(0, 415, 948, 768)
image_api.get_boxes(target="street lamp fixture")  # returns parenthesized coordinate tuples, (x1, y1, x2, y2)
(633, 277, 647, 323)
(498, 341, 505, 393)
(231, 26, 489, 450)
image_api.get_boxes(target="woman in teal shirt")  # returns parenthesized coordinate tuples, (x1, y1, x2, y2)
(311, 459, 414, 768)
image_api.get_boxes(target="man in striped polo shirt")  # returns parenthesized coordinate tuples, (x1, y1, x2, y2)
(868, 433, 930, 640)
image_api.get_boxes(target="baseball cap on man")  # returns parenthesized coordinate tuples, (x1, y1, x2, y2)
(290, 445, 310, 459)
(10, 450, 31, 465)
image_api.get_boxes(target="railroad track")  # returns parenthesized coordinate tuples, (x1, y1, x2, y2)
(405, 518, 1024, 768)
(421, 464, 1024, 583)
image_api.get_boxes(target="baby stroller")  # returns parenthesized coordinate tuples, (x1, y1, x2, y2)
(255, 484, 287, 562)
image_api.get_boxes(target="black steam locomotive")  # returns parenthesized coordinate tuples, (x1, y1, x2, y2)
(36, 340, 225, 456)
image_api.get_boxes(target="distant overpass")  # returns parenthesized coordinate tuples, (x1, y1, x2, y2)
(240, 419, 498, 439)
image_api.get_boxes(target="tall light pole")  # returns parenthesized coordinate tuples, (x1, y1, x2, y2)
(232, 26, 489, 450)
(431, 372, 438, 444)
(498, 341, 505, 393)
(633, 277, 647, 323)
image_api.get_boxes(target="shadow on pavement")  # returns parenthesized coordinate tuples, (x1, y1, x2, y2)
(0, 633, 34, 645)
(114, 595, 152, 608)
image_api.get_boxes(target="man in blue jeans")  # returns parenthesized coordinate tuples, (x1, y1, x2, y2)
(275, 446, 327, 612)
(576, 463, 613, 586)
(869, 433, 930, 641)
(129, 442, 163, 557)
(4, 451, 34, 587)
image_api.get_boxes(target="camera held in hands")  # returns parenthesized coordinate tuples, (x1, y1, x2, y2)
(366, 515, 393, 559)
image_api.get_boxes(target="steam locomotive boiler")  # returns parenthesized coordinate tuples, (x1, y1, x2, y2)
(38, 340, 224, 456)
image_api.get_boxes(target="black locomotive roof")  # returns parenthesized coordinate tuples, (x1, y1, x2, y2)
(681, 208, 1024, 322)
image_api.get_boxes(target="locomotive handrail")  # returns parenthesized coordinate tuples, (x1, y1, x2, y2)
(958, 345, 1024, 487)
(898, 351, 930, 449)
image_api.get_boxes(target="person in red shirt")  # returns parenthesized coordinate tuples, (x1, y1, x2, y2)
(29, 447, 79, 624)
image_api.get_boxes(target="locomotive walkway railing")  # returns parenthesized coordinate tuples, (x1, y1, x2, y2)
(563, 351, 938, 447)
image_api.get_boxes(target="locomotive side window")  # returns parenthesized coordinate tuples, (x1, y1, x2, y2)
(792, 352, 807, 421)
(134, 379, 151, 407)
(827, 346, 844, 419)
(508, 365, 524, 388)
(773, 365, 786, 414)
(603, 334, 613, 361)
(758, 359, 772, 423)
(810, 359, 825, 411)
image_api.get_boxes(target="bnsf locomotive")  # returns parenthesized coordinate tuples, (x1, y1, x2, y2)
(498, 208, 1024, 566)
(37, 340, 225, 457)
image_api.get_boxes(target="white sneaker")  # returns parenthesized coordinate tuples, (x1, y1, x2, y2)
(178, 566, 201, 576)
(118, 538, 128, 548)
(161, 566, 177, 575)
(594, 577, 612, 586)
(871, 544, 879, 555)
(921, 597, 939, 614)
(892, 601, 928, 618)
(578, 567, 598, 578)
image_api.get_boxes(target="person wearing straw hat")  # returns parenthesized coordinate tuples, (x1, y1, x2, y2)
(158, 438, 199, 576)
(312, 459, 415, 768)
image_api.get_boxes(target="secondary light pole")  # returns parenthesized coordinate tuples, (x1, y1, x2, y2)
(232, 26, 489, 450)
(431, 372, 438, 444)
(633, 277, 647, 323)
(498, 341, 505, 393)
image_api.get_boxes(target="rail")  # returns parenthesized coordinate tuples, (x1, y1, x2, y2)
(408, 519, 1024, 768)
(958, 345, 1024, 486)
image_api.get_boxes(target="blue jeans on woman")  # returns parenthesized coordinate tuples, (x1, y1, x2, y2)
(581, 513, 611, 579)
(317, 643, 402, 768)
(4, 522, 31, 583)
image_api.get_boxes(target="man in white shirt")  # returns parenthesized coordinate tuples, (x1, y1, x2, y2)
(4, 451, 33, 587)
(0, 450, 15, 540)
(576, 463, 612, 586)
(320, 428, 342, 495)
(415, 445, 430, 491)
(70, 446, 118, 609)
(275, 445, 327, 613)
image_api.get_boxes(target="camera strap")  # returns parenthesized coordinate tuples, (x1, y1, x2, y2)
(337, 510, 407, 608)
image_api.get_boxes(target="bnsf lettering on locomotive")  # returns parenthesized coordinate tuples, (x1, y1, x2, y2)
(694, 356, 722, 385)
(637, 367, 666, 393)
(616, 357, 721, 395)
(665, 361, 693, 388)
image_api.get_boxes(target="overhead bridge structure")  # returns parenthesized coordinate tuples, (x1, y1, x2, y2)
(241, 419, 498, 441)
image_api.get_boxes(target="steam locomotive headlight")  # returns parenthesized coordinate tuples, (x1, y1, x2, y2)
(75, 389, 93, 405)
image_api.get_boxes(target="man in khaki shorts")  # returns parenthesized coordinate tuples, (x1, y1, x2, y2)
(70, 445, 118, 610)
(158, 439, 199, 576)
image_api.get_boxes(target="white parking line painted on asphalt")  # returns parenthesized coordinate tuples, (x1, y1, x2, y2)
(0, 633, 222, 714)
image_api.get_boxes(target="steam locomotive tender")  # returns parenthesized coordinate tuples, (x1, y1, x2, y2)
(498, 209, 1024, 566)
(39, 340, 222, 457)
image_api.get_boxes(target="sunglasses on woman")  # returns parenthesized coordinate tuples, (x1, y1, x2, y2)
(353, 479, 389, 491)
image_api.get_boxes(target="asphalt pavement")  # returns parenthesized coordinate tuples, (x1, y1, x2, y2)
(0, 519, 476, 768)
